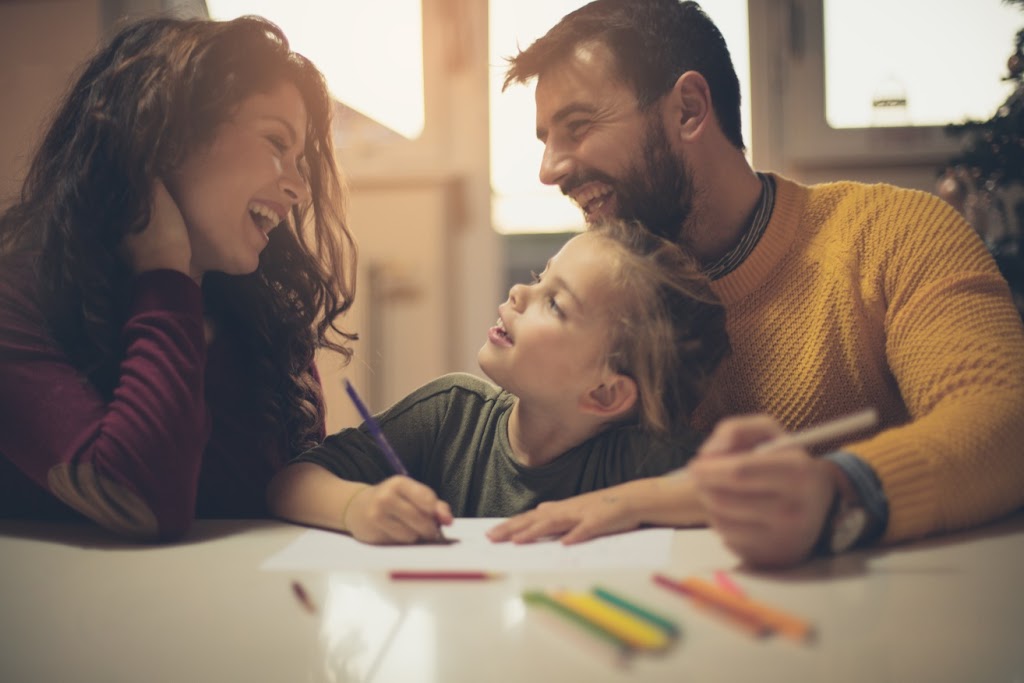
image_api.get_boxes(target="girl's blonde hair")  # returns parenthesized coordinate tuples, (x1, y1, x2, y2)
(592, 218, 728, 437)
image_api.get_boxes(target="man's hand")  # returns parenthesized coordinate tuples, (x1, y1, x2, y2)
(487, 488, 639, 545)
(346, 476, 453, 545)
(689, 414, 836, 568)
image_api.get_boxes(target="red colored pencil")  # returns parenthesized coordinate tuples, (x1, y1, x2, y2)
(291, 580, 317, 614)
(388, 570, 502, 581)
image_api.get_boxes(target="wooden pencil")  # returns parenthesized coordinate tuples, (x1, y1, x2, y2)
(679, 577, 815, 643)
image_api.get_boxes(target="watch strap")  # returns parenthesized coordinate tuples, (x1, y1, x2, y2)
(825, 451, 889, 547)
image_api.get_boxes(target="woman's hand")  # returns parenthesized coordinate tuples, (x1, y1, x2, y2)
(345, 475, 453, 545)
(689, 414, 836, 568)
(122, 180, 192, 276)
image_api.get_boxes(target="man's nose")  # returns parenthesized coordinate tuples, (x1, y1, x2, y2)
(538, 143, 573, 187)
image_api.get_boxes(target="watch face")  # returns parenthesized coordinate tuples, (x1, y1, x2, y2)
(830, 507, 868, 554)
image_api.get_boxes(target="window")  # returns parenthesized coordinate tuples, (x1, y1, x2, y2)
(824, 0, 1019, 129)
(205, 0, 424, 140)
(772, 0, 1021, 170)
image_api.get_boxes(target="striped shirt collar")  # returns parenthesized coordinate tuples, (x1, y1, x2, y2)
(703, 172, 776, 280)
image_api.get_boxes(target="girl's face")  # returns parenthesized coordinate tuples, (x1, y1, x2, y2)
(478, 232, 622, 406)
(167, 81, 311, 279)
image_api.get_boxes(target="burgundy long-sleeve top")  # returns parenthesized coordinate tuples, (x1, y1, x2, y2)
(0, 256, 323, 540)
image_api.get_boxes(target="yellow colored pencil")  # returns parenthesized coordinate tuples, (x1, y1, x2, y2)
(550, 590, 673, 651)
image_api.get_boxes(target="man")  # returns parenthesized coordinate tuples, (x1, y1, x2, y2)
(486, 0, 1024, 567)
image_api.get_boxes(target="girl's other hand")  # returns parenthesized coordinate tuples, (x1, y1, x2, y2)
(122, 180, 192, 276)
(487, 488, 638, 545)
(346, 476, 453, 545)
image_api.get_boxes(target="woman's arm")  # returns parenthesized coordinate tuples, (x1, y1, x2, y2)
(0, 183, 206, 540)
(0, 269, 208, 540)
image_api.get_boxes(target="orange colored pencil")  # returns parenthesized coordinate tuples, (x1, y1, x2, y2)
(679, 577, 815, 643)
(652, 574, 770, 638)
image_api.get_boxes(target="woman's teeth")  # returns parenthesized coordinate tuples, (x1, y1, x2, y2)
(248, 202, 281, 232)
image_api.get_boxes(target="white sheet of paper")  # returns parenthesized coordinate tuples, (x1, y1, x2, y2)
(261, 518, 673, 571)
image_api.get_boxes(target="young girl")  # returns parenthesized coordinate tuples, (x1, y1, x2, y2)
(268, 219, 727, 544)
(0, 16, 356, 540)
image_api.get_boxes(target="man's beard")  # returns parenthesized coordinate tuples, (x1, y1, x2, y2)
(614, 117, 695, 245)
(559, 116, 695, 245)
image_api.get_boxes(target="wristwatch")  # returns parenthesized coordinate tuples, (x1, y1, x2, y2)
(827, 496, 869, 554)
(816, 461, 872, 555)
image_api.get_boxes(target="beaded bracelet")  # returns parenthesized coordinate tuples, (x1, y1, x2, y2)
(340, 484, 371, 533)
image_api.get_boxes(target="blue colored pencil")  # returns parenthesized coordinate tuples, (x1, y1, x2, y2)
(344, 379, 409, 476)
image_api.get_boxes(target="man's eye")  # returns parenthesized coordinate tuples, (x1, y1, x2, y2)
(566, 120, 591, 137)
(547, 295, 564, 317)
(530, 270, 541, 284)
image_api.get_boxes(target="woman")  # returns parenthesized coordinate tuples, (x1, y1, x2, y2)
(0, 15, 357, 540)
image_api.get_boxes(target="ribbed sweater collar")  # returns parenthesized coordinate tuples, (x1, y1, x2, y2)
(709, 173, 807, 303)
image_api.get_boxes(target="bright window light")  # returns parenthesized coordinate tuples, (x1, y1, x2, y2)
(206, 0, 424, 139)
(825, 0, 1020, 128)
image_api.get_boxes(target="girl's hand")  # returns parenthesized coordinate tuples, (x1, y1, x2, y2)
(122, 180, 192, 276)
(345, 476, 453, 545)
(487, 488, 639, 545)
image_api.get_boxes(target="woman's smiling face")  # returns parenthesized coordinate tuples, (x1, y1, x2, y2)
(167, 80, 311, 280)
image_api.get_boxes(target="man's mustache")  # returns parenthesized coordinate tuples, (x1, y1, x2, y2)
(559, 170, 618, 197)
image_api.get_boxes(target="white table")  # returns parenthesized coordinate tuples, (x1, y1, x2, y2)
(2, 513, 1022, 683)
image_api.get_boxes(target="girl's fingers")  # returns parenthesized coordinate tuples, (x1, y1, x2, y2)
(361, 480, 445, 543)
(560, 517, 618, 545)
(486, 516, 527, 541)
(509, 517, 571, 544)
(435, 500, 454, 526)
(390, 496, 445, 540)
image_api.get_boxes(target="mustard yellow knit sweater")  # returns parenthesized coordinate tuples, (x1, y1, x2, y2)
(693, 174, 1024, 545)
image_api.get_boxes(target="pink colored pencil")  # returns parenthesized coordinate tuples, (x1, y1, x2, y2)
(713, 570, 747, 597)
(652, 573, 771, 638)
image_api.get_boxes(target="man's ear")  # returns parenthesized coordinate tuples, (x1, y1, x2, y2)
(665, 70, 711, 142)
(580, 373, 638, 420)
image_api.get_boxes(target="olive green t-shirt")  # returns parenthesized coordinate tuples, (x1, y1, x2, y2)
(294, 373, 702, 517)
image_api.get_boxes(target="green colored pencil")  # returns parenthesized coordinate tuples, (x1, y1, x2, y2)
(592, 586, 681, 637)
(523, 591, 632, 653)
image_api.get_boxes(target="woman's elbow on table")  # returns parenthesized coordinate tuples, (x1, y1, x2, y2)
(47, 461, 197, 542)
